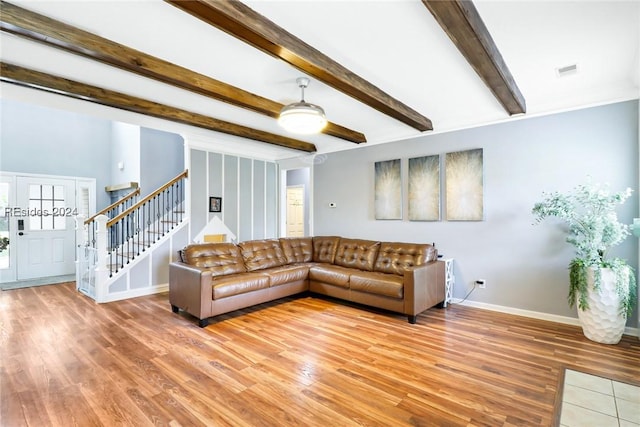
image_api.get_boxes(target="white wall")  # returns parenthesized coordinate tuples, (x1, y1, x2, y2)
(313, 101, 639, 327)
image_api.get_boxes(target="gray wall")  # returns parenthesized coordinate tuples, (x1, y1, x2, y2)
(190, 149, 278, 242)
(140, 127, 184, 195)
(0, 99, 112, 208)
(313, 100, 639, 326)
(1, 99, 186, 210)
(110, 122, 140, 188)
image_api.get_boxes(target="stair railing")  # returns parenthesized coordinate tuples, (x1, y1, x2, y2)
(77, 170, 188, 302)
(104, 170, 187, 277)
(84, 188, 141, 247)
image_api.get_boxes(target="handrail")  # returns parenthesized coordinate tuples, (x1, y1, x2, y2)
(107, 170, 188, 228)
(85, 188, 141, 225)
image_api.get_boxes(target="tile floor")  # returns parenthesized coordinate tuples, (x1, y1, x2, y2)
(560, 369, 640, 426)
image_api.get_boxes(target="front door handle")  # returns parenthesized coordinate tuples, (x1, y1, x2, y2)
(18, 232, 24, 236)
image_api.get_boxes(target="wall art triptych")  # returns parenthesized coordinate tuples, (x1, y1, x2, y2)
(374, 159, 402, 220)
(374, 148, 483, 222)
(408, 155, 440, 221)
(445, 148, 484, 221)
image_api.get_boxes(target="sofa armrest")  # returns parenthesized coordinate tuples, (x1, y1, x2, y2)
(403, 261, 445, 318)
(169, 262, 212, 320)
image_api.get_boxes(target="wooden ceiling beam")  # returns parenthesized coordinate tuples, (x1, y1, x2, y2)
(422, 0, 526, 115)
(165, 0, 433, 132)
(0, 62, 317, 153)
(0, 1, 363, 144)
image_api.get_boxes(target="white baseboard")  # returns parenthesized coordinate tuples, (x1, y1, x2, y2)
(101, 284, 169, 303)
(453, 299, 639, 338)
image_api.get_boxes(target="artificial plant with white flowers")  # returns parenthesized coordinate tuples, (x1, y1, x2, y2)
(532, 179, 637, 317)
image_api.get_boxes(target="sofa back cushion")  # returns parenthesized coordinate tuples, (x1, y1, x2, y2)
(312, 236, 340, 263)
(238, 239, 287, 271)
(334, 238, 381, 271)
(280, 237, 313, 264)
(374, 242, 437, 275)
(181, 243, 247, 275)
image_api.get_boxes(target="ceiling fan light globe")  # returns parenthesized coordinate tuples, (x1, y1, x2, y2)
(278, 102, 327, 134)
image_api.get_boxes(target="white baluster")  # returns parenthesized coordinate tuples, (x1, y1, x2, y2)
(74, 214, 87, 291)
(94, 214, 109, 303)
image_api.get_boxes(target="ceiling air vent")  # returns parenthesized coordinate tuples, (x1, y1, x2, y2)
(556, 64, 578, 77)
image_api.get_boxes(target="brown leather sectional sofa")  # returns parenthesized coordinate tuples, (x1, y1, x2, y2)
(169, 236, 445, 327)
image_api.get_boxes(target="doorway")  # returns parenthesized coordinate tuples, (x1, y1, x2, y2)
(1, 173, 96, 287)
(286, 186, 305, 237)
(15, 176, 77, 280)
(281, 167, 310, 237)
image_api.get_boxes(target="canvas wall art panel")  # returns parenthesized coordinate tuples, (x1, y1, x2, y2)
(408, 155, 440, 221)
(374, 159, 402, 220)
(445, 148, 484, 221)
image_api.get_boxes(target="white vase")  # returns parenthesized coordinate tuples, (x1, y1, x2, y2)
(577, 267, 628, 344)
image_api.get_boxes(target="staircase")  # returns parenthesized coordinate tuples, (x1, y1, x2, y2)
(77, 170, 188, 302)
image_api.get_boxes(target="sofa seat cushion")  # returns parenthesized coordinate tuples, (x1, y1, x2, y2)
(349, 271, 404, 299)
(334, 238, 381, 271)
(309, 264, 353, 288)
(262, 264, 310, 287)
(212, 272, 269, 299)
(239, 239, 287, 271)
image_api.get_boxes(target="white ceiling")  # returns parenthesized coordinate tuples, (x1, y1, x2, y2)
(1, 0, 638, 161)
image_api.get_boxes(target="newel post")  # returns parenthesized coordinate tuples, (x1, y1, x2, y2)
(95, 214, 109, 303)
(74, 214, 87, 291)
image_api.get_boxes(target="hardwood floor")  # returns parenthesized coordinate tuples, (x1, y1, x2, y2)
(1, 283, 638, 426)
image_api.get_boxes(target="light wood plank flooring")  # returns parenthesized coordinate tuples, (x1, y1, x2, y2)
(1, 282, 639, 426)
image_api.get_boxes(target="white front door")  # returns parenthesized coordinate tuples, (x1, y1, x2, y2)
(15, 177, 76, 280)
(286, 186, 305, 237)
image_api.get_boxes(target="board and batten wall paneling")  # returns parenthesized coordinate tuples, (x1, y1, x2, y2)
(266, 162, 278, 237)
(151, 239, 171, 286)
(239, 158, 253, 242)
(208, 152, 223, 223)
(189, 149, 207, 237)
(108, 274, 127, 293)
(223, 155, 239, 239)
(189, 148, 278, 242)
(130, 257, 150, 290)
(253, 160, 266, 239)
(313, 100, 639, 327)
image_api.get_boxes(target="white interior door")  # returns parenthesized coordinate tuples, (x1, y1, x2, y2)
(286, 186, 305, 237)
(16, 176, 76, 280)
